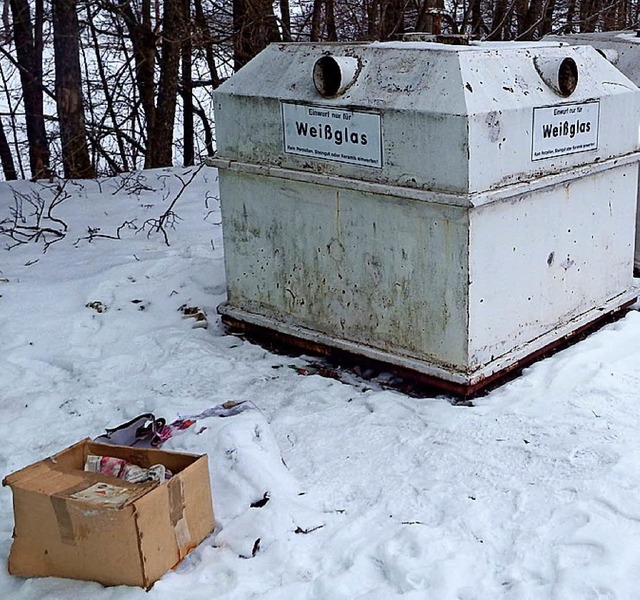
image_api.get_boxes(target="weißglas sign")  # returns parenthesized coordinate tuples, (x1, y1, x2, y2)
(282, 102, 383, 168)
(531, 101, 600, 161)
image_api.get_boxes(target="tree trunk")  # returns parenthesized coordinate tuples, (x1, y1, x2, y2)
(117, 0, 157, 151)
(0, 118, 17, 180)
(489, 0, 513, 40)
(602, 0, 618, 30)
(181, 0, 193, 166)
(193, 0, 221, 87)
(540, 0, 556, 37)
(147, 0, 184, 167)
(310, 0, 323, 42)
(2, 0, 10, 42)
(367, 0, 379, 39)
(564, 0, 577, 32)
(280, 0, 292, 41)
(192, 102, 214, 157)
(233, 0, 281, 70)
(579, 0, 600, 33)
(86, 4, 129, 172)
(52, 0, 95, 179)
(519, 0, 545, 39)
(470, 0, 484, 36)
(9, 0, 50, 179)
(326, 0, 337, 40)
(380, 0, 404, 39)
(616, 0, 628, 28)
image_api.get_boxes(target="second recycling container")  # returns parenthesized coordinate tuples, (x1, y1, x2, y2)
(546, 30, 640, 276)
(212, 40, 640, 394)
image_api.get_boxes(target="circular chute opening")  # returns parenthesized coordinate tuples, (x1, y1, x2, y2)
(558, 57, 578, 97)
(313, 56, 343, 97)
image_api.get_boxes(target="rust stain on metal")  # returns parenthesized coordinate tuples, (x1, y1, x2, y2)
(221, 300, 635, 399)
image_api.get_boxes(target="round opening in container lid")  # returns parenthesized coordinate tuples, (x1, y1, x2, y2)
(313, 55, 359, 97)
(534, 55, 579, 97)
(558, 57, 578, 96)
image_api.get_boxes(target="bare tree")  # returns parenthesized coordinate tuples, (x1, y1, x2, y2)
(9, 0, 50, 178)
(147, 0, 186, 166)
(233, 0, 281, 70)
(181, 0, 194, 166)
(0, 117, 17, 179)
(52, 0, 95, 178)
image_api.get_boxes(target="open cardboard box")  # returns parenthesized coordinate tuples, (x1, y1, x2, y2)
(3, 439, 215, 589)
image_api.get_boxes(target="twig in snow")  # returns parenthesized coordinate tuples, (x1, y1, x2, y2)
(294, 525, 325, 534)
(0, 181, 70, 252)
(140, 163, 205, 246)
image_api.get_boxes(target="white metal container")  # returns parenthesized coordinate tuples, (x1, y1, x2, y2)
(546, 31, 640, 275)
(212, 41, 640, 394)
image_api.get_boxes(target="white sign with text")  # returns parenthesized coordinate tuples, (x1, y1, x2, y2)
(282, 102, 383, 168)
(532, 101, 600, 161)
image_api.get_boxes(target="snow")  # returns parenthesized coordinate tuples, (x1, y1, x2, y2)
(371, 40, 564, 51)
(1, 166, 640, 599)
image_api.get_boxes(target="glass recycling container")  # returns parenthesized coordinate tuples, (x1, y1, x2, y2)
(546, 30, 640, 276)
(211, 40, 640, 395)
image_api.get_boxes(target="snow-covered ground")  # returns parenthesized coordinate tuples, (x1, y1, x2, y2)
(1, 167, 640, 599)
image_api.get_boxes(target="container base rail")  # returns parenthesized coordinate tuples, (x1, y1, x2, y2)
(219, 296, 637, 399)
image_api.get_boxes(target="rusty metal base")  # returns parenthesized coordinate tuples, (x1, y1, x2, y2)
(219, 299, 637, 399)
(220, 305, 636, 399)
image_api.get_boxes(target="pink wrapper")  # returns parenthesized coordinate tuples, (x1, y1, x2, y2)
(85, 455, 128, 478)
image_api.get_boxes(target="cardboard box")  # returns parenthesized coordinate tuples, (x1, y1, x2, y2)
(2, 439, 215, 589)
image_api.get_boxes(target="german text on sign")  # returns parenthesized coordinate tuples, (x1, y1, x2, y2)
(531, 101, 600, 161)
(281, 102, 383, 168)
